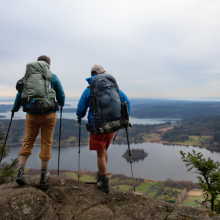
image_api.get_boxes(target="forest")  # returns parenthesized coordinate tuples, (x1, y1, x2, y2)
(0, 118, 166, 146)
(1, 115, 220, 152)
(161, 116, 220, 151)
(0, 119, 89, 146)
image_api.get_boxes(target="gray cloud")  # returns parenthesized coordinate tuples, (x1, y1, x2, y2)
(1, 0, 220, 98)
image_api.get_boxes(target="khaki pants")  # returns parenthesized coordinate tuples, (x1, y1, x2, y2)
(19, 112, 57, 161)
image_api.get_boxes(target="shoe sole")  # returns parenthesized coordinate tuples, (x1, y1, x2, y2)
(97, 185, 109, 193)
(16, 178, 26, 185)
(40, 176, 51, 184)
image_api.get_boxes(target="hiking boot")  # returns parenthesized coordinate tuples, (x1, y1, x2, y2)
(97, 175, 109, 193)
(16, 169, 26, 185)
(96, 171, 101, 183)
(40, 170, 51, 184)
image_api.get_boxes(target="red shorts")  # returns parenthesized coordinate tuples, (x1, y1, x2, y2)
(89, 133, 115, 151)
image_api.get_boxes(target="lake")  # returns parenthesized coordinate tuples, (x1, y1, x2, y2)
(1, 101, 203, 182)
(2, 142, 220, 183)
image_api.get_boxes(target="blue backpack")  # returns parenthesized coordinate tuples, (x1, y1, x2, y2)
(87, 74, 129, 135)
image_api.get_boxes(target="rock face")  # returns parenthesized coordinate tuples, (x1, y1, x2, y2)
(0, 177, 219, 220)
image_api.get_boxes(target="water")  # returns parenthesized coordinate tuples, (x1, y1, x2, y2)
(129, 117, 180, 125)
(0, 101, 196, 182)
(2, 142, 220, 182)
(0, 101, 181, 125)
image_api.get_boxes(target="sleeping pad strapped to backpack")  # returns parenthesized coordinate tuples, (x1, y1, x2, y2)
(18, 61, 56, 113)
(88, 74, 129, 135)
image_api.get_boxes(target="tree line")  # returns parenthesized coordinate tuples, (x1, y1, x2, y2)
(131, 102, 220, 118)
(161, 116, 220, 151)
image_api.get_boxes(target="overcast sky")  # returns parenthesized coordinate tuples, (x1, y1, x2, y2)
(1, 0, 220, 99)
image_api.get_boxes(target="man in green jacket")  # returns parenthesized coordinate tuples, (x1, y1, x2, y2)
(12, 55, 65, 185)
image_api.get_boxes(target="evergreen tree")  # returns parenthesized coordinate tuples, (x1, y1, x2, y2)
(180, 150, 220, 211)
(0, 124, 18, 185)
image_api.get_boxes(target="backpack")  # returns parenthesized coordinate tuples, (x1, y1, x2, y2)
(87, 74, 129, 135)
(17, 61, 56, 113)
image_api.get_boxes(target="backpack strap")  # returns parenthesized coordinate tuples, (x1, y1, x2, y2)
(89, 84, 97, 114)
(108, 121, 114, 133)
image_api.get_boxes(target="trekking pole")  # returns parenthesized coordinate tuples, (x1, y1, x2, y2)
(78, 118, 81, 180)
(125, 126, 136, 192)
(58, 106, 63, 176)
(113, 130, 120, 142)
(0, 111, 14, 163)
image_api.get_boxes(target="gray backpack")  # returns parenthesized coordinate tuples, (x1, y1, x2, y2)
(88, 74, 129, 135)
(18, 61, 56, 113)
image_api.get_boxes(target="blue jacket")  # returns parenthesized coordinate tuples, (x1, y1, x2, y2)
(13, 74, 65, 113)
(76, 75, 130, 124)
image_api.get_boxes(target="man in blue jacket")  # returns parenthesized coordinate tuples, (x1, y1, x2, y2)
(77, 64, 130, 193)
(12, 55, 65, 185)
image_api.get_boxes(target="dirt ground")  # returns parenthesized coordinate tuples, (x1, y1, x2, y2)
(158, 127, 174, 132)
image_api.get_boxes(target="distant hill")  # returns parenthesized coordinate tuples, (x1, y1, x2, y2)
(131, 101, 220, 118)
(0, 104, 75, 113)
(0, 104, 13, 113)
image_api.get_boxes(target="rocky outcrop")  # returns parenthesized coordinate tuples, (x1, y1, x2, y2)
(0, 177, 219, 220)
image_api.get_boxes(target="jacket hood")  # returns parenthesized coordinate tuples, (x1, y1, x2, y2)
(86, 76, 96, 85)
